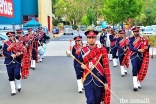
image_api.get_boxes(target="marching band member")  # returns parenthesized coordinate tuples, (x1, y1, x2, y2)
(72, 36, 83, 93)
(116, 30, 129, 77)
(3, 32, 23, 96)
(31, 31, 39, 69)
(25, 28, 34, 69)
(109, 29, 118, 67)
(16, 29, 30, 78)
(38, 27, 47, 62)
(100, 28, 107, 47)
(129, 27, 150, 91)
(106, 26, 112, 61)
(78, 30, 110, 104)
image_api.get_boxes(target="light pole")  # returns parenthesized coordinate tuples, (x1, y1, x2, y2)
(12, 23, 15, 32)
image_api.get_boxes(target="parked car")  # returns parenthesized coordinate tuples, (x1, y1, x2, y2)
(150, 25, 156, 30)
(152, 29, 156, 35)
(0, 34, 8, 46)
(52, 27, 59, 34)
(95, 26, 102, 32)
(0, 34, 8, 56)
(64, 25, 73, 35)
(142, 27, 154, 35)
(42, 26, 51, 39)
(80, 25, 86, 31)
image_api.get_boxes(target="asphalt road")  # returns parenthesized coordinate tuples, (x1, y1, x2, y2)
(52, 30, 100, 41)
(0, 30, 156, 104)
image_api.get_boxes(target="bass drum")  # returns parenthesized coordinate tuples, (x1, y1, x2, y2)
(38, 46, 45, 55)
(42, 43, 47, 50)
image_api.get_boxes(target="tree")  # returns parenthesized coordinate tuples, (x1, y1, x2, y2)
(103, 0, 143, 25)
(54, 0, 105, 26)
(135, 13, 146, 25)
(52, 0, 59, 14)
(81, 15, 90, 26)
(86, 8, 96, 25)
(54, 0, 68, 19)
(135, 0, 156, 26)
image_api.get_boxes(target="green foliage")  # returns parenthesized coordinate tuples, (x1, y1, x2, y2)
(71, 24, 78, 30)
(54, 0, 67, 18)
(135, 0, 156, 26)
(54, 0, 104, 26)
(86, 8, 96, 25)
(53, 19, 63, 26)
(53, 0, 156, 27)
(81, 16, 89, 26)
(103, 0, 143, 24)
(52, 0, 59, 13)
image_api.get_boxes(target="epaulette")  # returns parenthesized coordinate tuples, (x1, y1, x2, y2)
(5, 41, 11, 46)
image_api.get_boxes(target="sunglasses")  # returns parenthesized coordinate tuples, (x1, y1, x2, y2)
(8, 36, 13, 37)
(87, 36, 96, 39)
(76, 40, 81, 41)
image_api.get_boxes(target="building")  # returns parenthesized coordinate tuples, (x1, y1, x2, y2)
(0, 0, 52, 31)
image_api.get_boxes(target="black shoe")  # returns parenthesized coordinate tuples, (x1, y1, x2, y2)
(79, 91, 83, 93)
(125, 72, 127, 75)
(138, 86, 141, 89)
(32, 67, 35, 70)
(121, 75, 125, 77)
(17, 88, 21, 92)
(133, 88, 138, 91)
(11, 93, 16, 96)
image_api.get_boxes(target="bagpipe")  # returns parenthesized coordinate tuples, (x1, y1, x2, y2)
(7, 39, 26, 55)
(6, 38, 29, 79)
(25, 33, 39, 47)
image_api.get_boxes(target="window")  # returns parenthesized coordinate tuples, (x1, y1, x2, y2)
(23, 15, 29, 23)
(23, 16, 28, 21)
(23, 15, 39, 23)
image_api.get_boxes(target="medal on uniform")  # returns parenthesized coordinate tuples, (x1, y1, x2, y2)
(89, 61, 94, 68)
